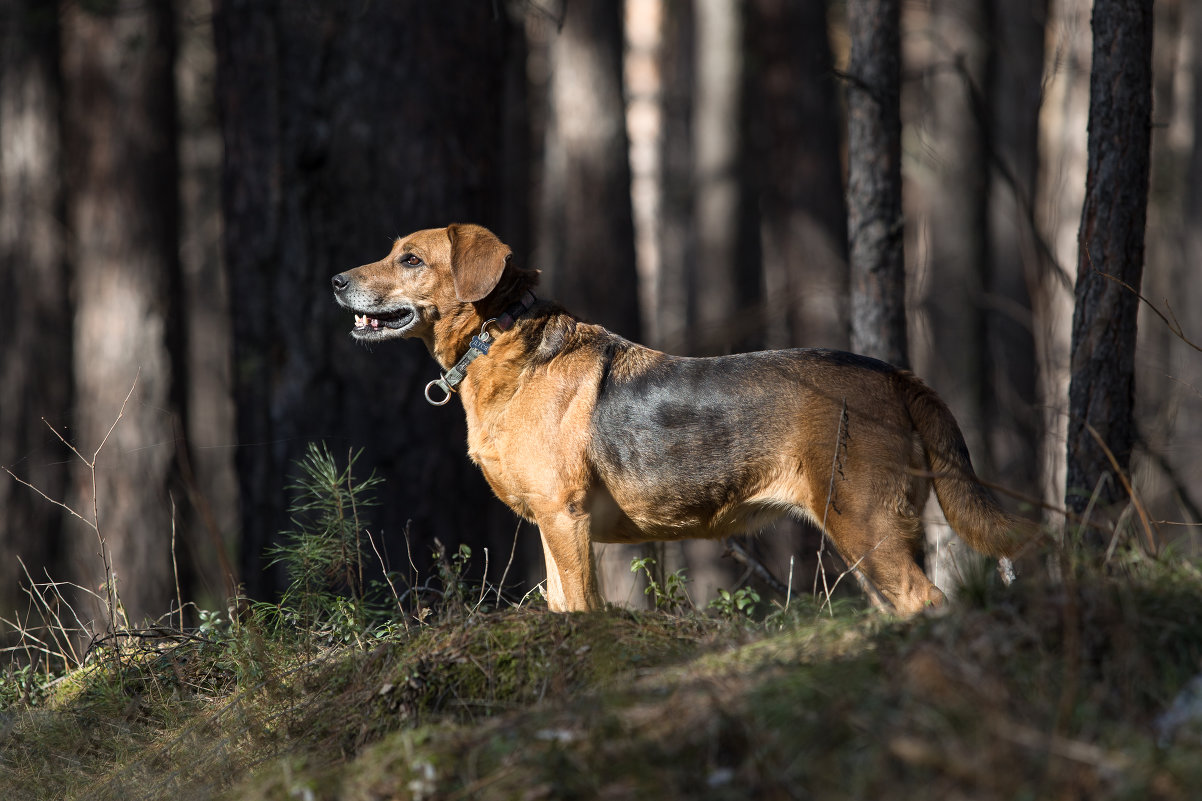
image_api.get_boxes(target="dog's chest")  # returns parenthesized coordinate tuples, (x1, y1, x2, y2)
(462, 372, 597, 508)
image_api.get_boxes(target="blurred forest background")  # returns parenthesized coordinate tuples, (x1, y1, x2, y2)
(1, 0, 1199, 634)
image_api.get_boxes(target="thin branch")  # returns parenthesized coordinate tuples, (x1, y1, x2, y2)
(17, 557, 81, 668)
(723, 540, 788, 595)
(93, 368, 140, 461)
(825, 535, 893, 615)
(1134, 427, 1202, 525)
(402, 521, 428, 625)
(1093, 268, 1202, 353)
(814, 399, 849, 607)
(473, 547, 490, 614)
(3, 466, 93, 529)
(1085, 422, 1159, 556)
(366, 528, 407, 632)
(42, 417, 88, 465)
(495, 518, 522, 609)
(171, 493, 183, 631)
(347, 447, 365, 605)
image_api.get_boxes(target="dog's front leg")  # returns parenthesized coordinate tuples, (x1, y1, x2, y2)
(536, 513, 603, 612)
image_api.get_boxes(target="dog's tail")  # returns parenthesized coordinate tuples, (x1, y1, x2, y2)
(898, 372, 1040, 558)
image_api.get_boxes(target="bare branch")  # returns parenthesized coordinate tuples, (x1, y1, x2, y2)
(723, 540, 789, 595)
(3, 466, 94, 529)
(366, 528, 407, 632)
(1085, 422, 1159, 556)
(495, 518, 522, 609)
(1094, 268, 1202, 353)
(93, 369, 141, 461)
(17, 557, 81, 667)
(42, 416, 89, 465)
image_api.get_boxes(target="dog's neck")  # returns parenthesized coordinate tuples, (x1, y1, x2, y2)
(428, 268, 539, 370)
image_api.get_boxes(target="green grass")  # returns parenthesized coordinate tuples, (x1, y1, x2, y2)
(4, 446, 1201, 799)
(3, 550, 1201, 801)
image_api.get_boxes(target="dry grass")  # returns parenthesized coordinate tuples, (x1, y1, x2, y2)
(2, 546, 1200, 801)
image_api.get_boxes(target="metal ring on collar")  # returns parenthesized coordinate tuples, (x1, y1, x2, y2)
(424, 377, 454, 406)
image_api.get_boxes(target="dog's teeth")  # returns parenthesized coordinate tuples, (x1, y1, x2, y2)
(354, 314, 367, 327)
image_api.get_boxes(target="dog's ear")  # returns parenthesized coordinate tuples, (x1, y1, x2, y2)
(446, 224, 511, 302)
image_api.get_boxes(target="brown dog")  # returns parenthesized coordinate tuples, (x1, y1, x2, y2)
(331, 224, 1036, 615)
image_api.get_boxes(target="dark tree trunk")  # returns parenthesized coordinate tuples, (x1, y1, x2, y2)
(61, 0, 183, 624)
(986, 0, 1045, 499)
(214, 1, 529, 599)
(1182, 0, 1202, 518)
(536, 0, 645, 603)
(655, 0, 696, 353)
(1065, 0, 1154, 525)
(691, 0, 760, 355)
(846, 0, 908, 369)
(176, 0, 239, 607)
(742, 0, 848, 601)
(923, 0, 990, 465)
(747, 0, 849, 351)
(0, 0, 69, 619)
(538, 0, 640, 339)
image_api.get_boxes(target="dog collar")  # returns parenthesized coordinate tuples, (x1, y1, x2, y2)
(424, 291, 537, 406)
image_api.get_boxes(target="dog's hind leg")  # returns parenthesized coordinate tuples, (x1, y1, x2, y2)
(816, 499, 945, 616)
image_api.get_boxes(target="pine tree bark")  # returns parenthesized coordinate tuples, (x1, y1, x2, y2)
(177, 0, 239, 605)
(655, 0, 696, 353)
(539, 0, 640, 339)
(1181, 0, 1202, 518)
(61, 0, 183, 622)
(846, 0, 908, 369)
(1065, 0, 1154, 525)
(986, 0, 1045, 499)
(747, 0, 848, 351)
(691, 0, 760, 354)
(0, 1, 70, 619)
(537, 0, 647, 603)
(214, 1, 527, 598)
(922, 0, 989, 464)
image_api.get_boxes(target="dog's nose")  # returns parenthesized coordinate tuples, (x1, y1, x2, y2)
(331, 273, 349, 292)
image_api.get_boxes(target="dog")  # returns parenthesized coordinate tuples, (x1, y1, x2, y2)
(331, 224, 1037, 615)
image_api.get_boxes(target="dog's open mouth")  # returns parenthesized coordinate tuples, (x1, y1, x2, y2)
(350, 305, 417, 338)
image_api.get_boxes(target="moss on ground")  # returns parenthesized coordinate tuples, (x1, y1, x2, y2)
(3, 558, 1202, 801)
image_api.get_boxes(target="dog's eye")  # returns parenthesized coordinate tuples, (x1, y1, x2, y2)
(399, 253, 423, 267)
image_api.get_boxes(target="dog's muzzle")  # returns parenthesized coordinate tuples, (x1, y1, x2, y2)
(332, 272, 418, 338)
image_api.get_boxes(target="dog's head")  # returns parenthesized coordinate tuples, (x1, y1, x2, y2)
(331, 224, 512, 344)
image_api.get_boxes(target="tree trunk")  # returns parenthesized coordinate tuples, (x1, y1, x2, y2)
(921, 0, 990, 466)
(742, 0, 848, 602)
(747, 0, 848, 352)
(655, 0, 696, 353)
(538, 0, 641, 339)
(1065, 0, 1154, 527)
(537, 0, 646, 603)
(1036, 0, 1091, 519)
(0, 0, 70, 620)
(986, 0, 1045, 502)
(176, 0, 239, 607)
(214, 1, 529, 599)
(916, 0, 993, 591)
(691, 0, 760, 355)
(846, 0, 908, 369)
(61, 0, 183, 624)
(1179, 0, 1202, 519)
(1139, 0, 1197, 525)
